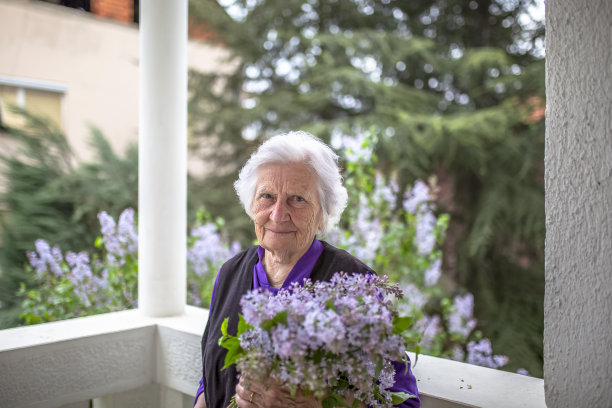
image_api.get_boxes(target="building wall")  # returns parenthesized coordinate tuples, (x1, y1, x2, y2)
(91, 0, 134, 24)
(545, 0, 612, 406)
(0, 0, 230, 163)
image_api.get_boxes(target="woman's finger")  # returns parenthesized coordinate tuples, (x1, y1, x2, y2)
(235, 379, 257, 407)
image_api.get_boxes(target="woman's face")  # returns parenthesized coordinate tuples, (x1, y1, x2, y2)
(251, 162, 323, 262)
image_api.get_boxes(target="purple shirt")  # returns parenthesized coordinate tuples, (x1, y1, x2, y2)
(196, 239, 420, 407)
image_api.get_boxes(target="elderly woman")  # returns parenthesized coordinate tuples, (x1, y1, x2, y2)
(194, 131, 420, 408)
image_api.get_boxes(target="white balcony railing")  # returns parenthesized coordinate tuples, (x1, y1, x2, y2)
(0, 308, 545, 408)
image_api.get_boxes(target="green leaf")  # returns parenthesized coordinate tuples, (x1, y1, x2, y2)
(322, 393, 348, 408)
(313, 349, 325, 364)
(393, 316, 414, 334)
(261, 310, 288, 330)
(222, 338, 242, 369)
(391, 391, 416, 405)
(218, 317, 229, 345)
(237, 313, 249, 336)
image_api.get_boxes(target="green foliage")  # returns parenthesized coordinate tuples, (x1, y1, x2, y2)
(188, 0, 545, 376)
(0, 110, 138, 328)
(18, 206, 241, 325)
(329, 133, 503, 366)
(17, 208, 139, 325)
(18, 248, 138, 326)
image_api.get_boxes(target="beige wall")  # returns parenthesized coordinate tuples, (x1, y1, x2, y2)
(0, 0, 230, 163)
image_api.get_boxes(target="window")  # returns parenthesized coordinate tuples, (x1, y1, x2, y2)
(0, 77, 67, 130)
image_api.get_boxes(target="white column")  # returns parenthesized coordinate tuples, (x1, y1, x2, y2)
(545, 0, 612, 406)
(138, 0, 187, 316)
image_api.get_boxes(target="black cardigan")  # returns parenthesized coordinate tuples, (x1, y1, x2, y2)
(201, 241, 374, 408)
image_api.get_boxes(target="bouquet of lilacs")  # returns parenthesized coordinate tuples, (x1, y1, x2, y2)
(219, 272, 419, 408)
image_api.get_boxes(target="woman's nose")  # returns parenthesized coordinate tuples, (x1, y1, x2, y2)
(270, 199, 289, 221)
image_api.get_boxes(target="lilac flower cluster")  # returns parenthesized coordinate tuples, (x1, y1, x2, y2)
(26, 240, 108, 308)
(402, 181, 429, 214)
(403, 181, 437, 256)
(27, 239, 64, 279)
(228, 273, 416, 407)
(64, 250, 107, 306)
(448, 294, 477, 339)
(332, 131, 375, 163)
(23, 206, 243, 321)
(327, 176, 399, 265)
(465, 339, 509, 369)
(98, 208, 138, 267)
(329, 146, 512, 372)
(22, 209, 140, 323)
(187, 223, 241, 277)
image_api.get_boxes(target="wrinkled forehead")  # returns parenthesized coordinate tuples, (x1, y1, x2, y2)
(255, 162, 319, 195)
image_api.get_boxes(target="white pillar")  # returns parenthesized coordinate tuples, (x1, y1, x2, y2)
(138, 0, 187, 316)
(545, 0, 612, 406)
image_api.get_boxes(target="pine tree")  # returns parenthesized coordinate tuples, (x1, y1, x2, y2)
(189, 0, 545, 375)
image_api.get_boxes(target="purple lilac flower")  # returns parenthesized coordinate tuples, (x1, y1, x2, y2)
(65, 251, 92, 283)
(451, 345, 465, 361)
(188, 292, 202, 307)
(93, 270, 109, 292)
(338, 132, 373, 163)
(415, 210, 436, 255)
(373, 175, 399, 209)
(516, 368, 530, 376)
(230, 241, 242, 255)
(188, 223, 242, 276)
(424, 259, 442, 287)
(403, 181, 430, 214)
(416, 315, 440, 349)
(339, 193, 383, 265)
(98, 211, 117, 248)
(234, 273, 411, 407)
(64, 250, 108, 307)
(466, 339, 508, 369)
(398, 283, 429, 313)
(97, 209, 138, 266)
(448, 293, 477, 339)
(118, 208, 138, 254)
(28, 239, 64, 278)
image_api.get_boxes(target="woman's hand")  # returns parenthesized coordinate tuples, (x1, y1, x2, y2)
(234, 375, 322, 408)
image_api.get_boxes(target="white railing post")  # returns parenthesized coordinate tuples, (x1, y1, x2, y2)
(138, 0, 188, 316)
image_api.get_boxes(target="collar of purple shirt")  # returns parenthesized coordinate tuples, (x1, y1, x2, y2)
(253, 238, 323, 294)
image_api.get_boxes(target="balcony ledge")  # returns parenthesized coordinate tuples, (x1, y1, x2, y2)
(0, 307, 545, 408)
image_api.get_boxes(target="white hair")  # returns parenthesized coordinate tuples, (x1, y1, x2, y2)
(234, 131, 348, 235)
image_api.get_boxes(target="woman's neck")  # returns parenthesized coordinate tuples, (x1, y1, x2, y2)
(262, 248, 306, 288)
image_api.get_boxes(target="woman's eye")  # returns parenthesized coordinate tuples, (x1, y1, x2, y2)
(261, 193, 272, 199)
(293, 196, 305, 202)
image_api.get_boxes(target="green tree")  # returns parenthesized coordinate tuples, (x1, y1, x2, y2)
(188, 0, 545, 375)
(0, 110, 138, 328)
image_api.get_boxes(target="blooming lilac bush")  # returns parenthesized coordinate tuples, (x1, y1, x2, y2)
(329, 131, 512, 371)
(219, 273, 418, 408)
(187, 209, 242, 307)
(19, 207, 241, 324)
(19, 209, 138, 324)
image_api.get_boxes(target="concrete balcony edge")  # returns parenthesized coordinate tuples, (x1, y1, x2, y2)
(0, 308, 545, 408)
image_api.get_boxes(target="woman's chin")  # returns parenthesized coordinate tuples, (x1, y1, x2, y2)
(262, 239, 294, 253)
